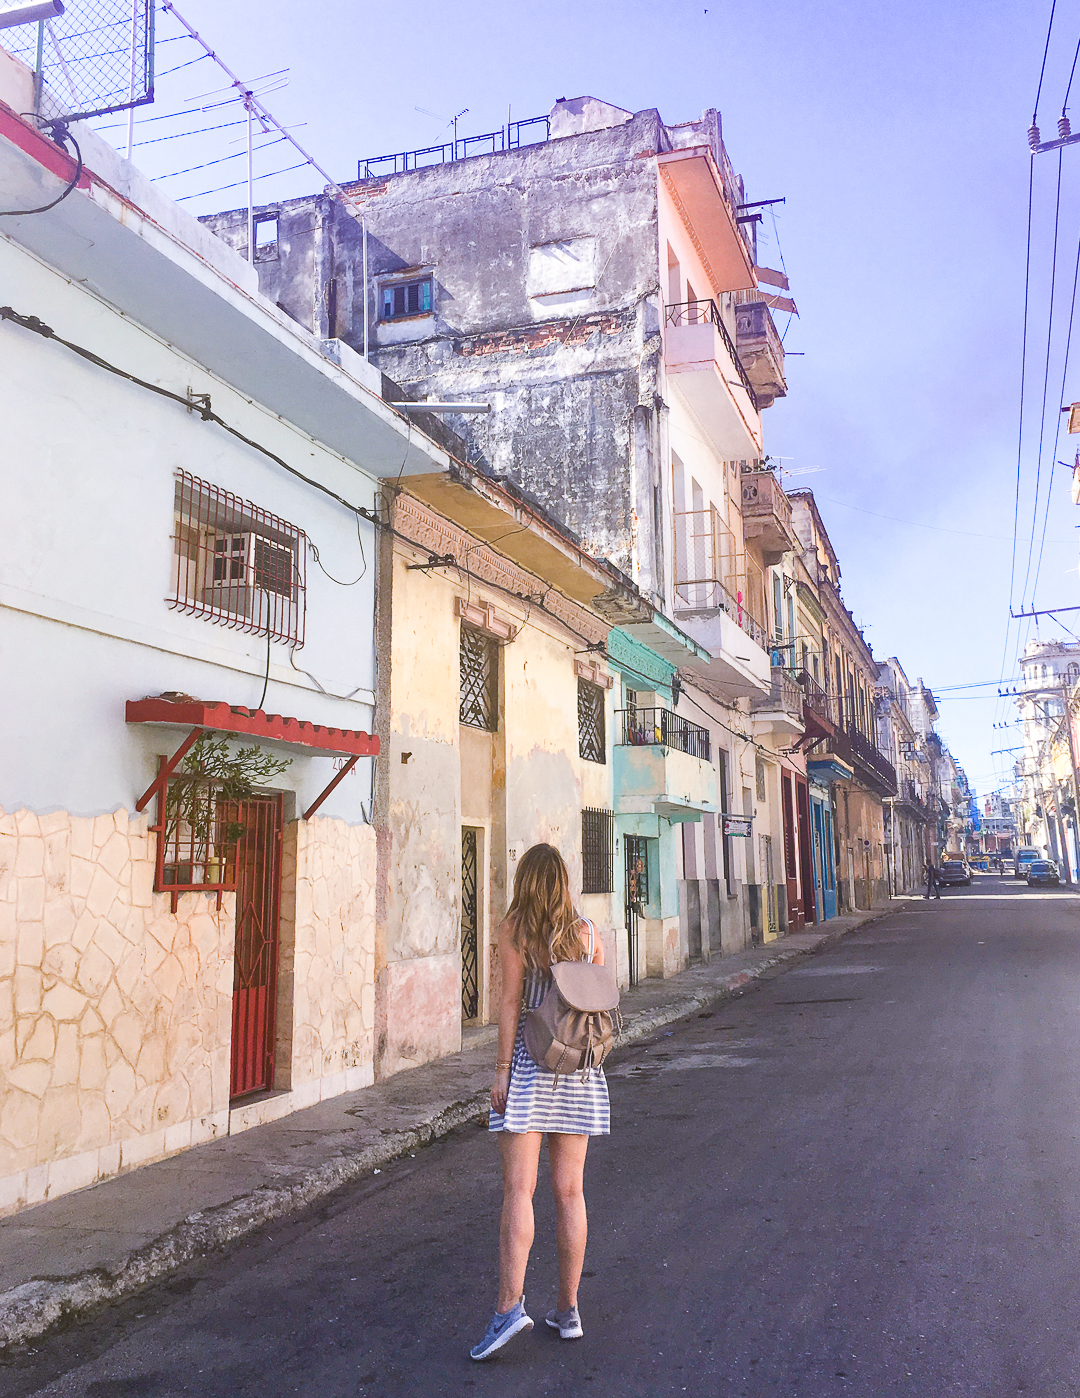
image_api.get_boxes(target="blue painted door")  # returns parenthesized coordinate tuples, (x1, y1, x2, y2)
(811, 797, 838, 922)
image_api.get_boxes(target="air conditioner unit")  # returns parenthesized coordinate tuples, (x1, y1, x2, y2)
(204, 533, 294, 616)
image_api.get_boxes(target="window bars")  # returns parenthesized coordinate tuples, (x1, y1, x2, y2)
(459, 624, 498, 730)
(582, 807, 615, 895)
(154, 772, 238, 912)
(3, 0, 154, 123)
(578, 678, 606, 764)
(170, 470, 306, 647)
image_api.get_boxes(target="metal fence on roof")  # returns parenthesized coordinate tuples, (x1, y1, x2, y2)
(0, 0, 154, 122)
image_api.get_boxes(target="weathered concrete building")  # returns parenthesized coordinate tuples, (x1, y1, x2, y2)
(787, 491, 897, 911)
(373, 458, 642, 1073)
(876, 658, 936, 894)
(203, 93, 794, 969)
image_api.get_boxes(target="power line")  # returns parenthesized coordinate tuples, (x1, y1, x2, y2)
(1020, 148, 1064, 611)
(155, 134, 284, 182)
(1030, 207, 1080, 605)
(1033, 0, 1060, 125)
(175, 160, 308, 203)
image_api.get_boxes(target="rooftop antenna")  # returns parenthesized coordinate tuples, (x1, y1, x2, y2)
(160, 3, 374, 265)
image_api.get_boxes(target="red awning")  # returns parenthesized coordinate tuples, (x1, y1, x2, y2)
(126, 694, 379, 823)
(126, 695, 378, 758)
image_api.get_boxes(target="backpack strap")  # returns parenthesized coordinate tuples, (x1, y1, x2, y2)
(549, 916, 596, 967)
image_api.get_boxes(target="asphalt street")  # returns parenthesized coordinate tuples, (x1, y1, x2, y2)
(5, 874, 1080, 1397)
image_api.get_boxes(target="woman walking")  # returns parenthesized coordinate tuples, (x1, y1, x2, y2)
(470, 843, 610, 1361)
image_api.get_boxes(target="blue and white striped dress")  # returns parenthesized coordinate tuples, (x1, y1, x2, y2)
(488, 919, 611, 1137)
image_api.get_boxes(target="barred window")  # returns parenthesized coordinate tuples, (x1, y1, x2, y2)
(578, 678, 606, 764)
(460, 625, 498, 730)
(170, 470, 306, 645)
(582, 807, 614, 894)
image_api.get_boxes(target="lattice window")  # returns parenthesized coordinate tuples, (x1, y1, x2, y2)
(461, 828, 479, 1020)
(578, 678, 606, 763)
(582, 807, 614, 894)
(460, 625, 498, 730)
(170, 470, 306, 646)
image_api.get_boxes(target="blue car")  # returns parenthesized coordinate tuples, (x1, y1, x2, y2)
(1026, 860, 1060, 887)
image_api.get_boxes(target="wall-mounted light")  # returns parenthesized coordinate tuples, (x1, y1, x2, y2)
(0, 1, 65, 29)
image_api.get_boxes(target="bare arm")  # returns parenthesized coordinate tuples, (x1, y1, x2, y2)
(491, 915, 525, 1115)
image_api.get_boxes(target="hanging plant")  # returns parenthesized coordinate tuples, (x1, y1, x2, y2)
(163, 734, 291, 862)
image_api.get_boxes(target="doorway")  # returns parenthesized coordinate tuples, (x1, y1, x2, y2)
(781, 772, 802, 928)
(624, 835, 649, 986)
(461, 827, 480, 1021)
(229, 792, 284, 1100)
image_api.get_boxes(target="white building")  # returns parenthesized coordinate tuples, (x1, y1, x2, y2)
(0, 49, 446, 1213)
(1013, 638, 1080, 869)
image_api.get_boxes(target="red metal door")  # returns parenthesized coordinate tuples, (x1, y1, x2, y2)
(782, 772, 802, 929)
(228, 793, 284, 1099)
(796, 776, 817, 925)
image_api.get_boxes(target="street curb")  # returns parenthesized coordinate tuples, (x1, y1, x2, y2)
(0, 907, 900, 1350)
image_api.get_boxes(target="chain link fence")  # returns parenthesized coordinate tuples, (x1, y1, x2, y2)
(0, 0, 153, 122)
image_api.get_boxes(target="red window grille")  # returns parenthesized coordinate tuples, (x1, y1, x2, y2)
(169, 470, 307, 646)
(152, 766, 238, 912)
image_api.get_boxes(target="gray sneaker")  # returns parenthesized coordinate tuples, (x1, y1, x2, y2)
(545, 1304, 583, 1340)
(470, 1297, 533, 1360)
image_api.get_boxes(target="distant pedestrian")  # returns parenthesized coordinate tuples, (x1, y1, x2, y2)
(924, 862, 941, 899)
(470, 844, 611, 1361)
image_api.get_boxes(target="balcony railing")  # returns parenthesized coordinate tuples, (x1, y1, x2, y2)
(357, 116, 550, 179)
(665, 298, 759, 409)
(673, 506, 768, 648)
(832, 722, 898, 796)
(750, 665, 805, 721)
(617, 708, 711, 762)
(897, 779, 931, 820)
(733, 298, 787, 409)
(795, 669, 837, 729)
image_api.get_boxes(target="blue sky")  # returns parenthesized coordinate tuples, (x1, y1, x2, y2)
(83, 0, 1080, 798)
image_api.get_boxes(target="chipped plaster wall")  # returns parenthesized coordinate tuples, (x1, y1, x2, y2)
(374, 491, 620, 1078)
(376, 532, 462, 1078)
(201, 112, 668, 585)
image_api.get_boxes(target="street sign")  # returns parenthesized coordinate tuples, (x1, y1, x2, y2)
(723, 815, 753, 838)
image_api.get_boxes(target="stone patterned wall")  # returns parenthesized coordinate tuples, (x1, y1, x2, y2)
(0, 805, 234, 1214)
(277, 818, 376, 1091)
(0, 806, 378, 1215)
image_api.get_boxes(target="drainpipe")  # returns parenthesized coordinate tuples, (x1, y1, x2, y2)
(362, 218, 369, 359)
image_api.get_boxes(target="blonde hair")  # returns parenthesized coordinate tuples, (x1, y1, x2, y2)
(508, 844, 585, 971)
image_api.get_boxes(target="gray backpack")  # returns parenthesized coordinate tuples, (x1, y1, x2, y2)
(523, 919, 621, 1082)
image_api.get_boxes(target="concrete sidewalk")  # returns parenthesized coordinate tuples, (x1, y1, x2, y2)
(0, 903, 913, 1348)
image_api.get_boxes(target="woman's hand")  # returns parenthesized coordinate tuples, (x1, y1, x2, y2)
(491, 1067, 511, 1115)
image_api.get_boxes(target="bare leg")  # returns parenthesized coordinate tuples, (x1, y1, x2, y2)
(548, 1132, 590, 1311)
(497, 1131, 543, 1312)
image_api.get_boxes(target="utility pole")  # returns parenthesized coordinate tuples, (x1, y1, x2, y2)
(1060, 680, 1080, 878)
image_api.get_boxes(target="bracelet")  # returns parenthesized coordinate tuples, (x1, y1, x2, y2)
(496, 1061, 512, 1070)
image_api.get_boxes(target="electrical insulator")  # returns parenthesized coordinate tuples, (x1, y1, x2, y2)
(1060, 115, 1072, 140)
(1029, 124, 1042, 151)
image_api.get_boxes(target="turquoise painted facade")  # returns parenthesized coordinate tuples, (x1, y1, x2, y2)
(608, 628, 718, 978)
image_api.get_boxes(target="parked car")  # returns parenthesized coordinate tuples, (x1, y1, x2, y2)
(1026, 860, 1061, 887)
(938, 860, 972, 887)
